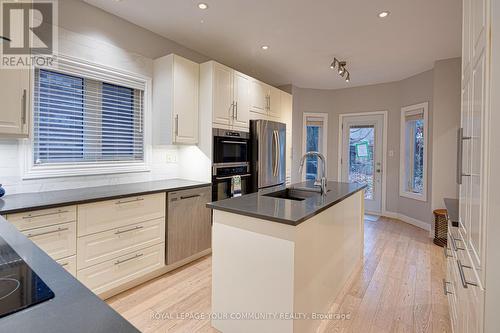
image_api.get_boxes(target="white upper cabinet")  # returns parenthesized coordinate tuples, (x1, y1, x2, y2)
(0, 68, 30, 137)
(250, 79, 269, 115)
(200, 61, 251, 131)
(153, 54, 199, 145)
(212, 62, 233, 126)
(232, 71, 251, 129)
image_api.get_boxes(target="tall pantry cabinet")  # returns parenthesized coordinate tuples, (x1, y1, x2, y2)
(448, 0, 500, 332)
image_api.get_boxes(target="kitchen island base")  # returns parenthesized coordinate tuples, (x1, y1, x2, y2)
(211, 190, 364, 333)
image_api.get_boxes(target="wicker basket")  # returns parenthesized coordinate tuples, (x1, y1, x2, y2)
(433, 209, 448, 247)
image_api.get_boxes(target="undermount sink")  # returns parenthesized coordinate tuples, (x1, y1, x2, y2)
(263, 188, 322, 201)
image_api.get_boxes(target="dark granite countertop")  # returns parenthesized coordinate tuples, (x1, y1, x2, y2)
(207, 181, 366, 226)
(444, 198, 459, 228)
(0, 179, 211, 215)
(0, 215, 139, 332)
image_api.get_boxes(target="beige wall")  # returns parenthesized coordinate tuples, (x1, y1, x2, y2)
(431, 58, 461, 210)
(291, 59, 460, 225)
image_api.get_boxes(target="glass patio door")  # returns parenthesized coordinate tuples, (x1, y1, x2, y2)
(341, 114, 384, 213)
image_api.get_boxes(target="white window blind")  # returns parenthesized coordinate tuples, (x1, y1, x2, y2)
(33, 68, 145, 165)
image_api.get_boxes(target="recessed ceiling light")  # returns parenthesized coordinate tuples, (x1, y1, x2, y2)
(198, 3, 208, 9)
(261, 45, 269, 50)
(378, 11, 390, 18)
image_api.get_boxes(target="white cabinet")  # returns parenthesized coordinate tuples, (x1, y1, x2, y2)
(57, 255, 77, 277)
(449, 0, 492, 331)
(250, 79, 282, 119)
(153, 54, 199, 145)
(200, 61, 251, 131)
(0, 68, 30, 137)
(250, 79, 269, 115)
(232, 71, 251, 129)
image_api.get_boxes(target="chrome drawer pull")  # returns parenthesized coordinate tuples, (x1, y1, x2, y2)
(115, 253, 143, 265)
(180, 194, 201, 200)
(22, 210, 69, 219)
(443, 246, 452, 258)
(457, 260, 478, 288)
(215, 173, 252, 181)
(115, 226, 144, 235)
(115, 197, 144, 205)
(442, 279, 453, 295)
(60, 262, 69, 267)
(450, 235, 465, 251)
(27, 227, 69, 238)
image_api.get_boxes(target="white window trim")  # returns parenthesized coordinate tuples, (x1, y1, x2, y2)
(302, 112, 328, 181)
(399, 102, 428, 201)
(22, 54, 153, 180)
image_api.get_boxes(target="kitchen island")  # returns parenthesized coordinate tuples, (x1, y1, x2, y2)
(207, 181, 366, 333)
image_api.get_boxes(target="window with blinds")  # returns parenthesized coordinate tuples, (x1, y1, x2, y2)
(33, 68, 144, 165)
(400, 102, 428, 201)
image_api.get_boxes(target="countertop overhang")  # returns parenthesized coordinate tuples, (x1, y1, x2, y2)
(207, 181, 366, 226)
(0, 179, 211, 215)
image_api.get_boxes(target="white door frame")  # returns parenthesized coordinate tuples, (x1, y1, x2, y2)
(337, 111, 388, 215)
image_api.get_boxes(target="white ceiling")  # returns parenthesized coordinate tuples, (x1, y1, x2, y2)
(83, 0, 462, 90)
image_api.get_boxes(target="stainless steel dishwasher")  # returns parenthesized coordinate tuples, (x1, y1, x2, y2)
(166, 186, 212, 265)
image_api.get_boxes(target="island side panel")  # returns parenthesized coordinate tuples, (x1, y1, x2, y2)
(211, 210, 296, 333)
(293, 191, 364, 333)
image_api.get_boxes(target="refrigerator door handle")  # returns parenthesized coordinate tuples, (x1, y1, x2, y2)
(273, 130, 279, 177)
(277, 131, 281, 176)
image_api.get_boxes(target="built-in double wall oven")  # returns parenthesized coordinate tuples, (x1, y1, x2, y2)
(212, 129, 251, 201)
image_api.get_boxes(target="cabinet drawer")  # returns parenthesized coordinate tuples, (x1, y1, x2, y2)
(22, 222, 76, 260)
(77, 243, 164, 295)
(7, 206, 76, 231)
(77, 218, 165, 269)
(78, 193, 166, 236)
(57, 255, 77, 277)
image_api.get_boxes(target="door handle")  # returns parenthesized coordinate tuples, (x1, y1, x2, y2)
(273, 130, 279, 176)
(21, 89, 27, 125)
(235, 101, 238, 120)
(442, 279, 453, 295)
(457, 128, 471, 184)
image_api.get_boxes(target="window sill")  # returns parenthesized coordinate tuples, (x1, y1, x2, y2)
(23, 162, 151, 180)
(400, 191, 427, 202)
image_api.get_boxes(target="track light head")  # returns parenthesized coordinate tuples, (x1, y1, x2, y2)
(330, 58, 351, 83)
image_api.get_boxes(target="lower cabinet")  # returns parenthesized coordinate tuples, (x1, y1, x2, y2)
(77, 243, 165, 295)
(22, 222, 77, 261)
(77, 218, 165, 269)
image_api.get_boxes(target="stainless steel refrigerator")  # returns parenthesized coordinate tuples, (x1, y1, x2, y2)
(250, 120, 286, 192)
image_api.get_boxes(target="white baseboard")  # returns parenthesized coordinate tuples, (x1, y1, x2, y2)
(381, 211, 431, 233)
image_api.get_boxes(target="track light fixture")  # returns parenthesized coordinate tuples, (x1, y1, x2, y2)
(330, 58, 351, 83)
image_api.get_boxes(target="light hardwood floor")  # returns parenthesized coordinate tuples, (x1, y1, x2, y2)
(106, 216, 450, 333)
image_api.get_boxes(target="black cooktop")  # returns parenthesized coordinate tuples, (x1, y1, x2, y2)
(0, 235, 54, 318)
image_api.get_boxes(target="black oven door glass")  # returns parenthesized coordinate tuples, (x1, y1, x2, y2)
(214, 138, 248, 163)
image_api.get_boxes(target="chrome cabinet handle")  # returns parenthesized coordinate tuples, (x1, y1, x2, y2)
(22, 209, 69, 219)
(221, 140, 247, 145)
(443, 279, 453, 295)
(450, 235, 465, 251)
(27, 227, 69, 238)
(457, 260, 478, 288)
(60, 262, 69, 267)
(235, 101, 238, 119)
(457, 128, 472, 184)
(115, 253, 143, 265)
(443, 246, 452, 258)
(115, 197, 144, 205)
(21, 89, 27, 125)
(175, 114, 179, 136)
(115, 225, 144, 235)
